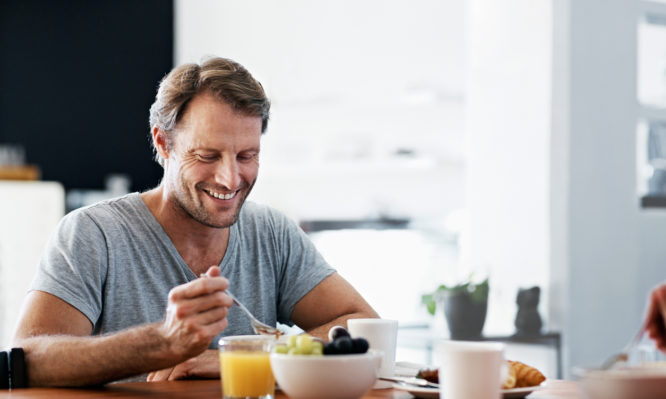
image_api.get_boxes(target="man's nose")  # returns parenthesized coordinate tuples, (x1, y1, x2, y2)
(214, 157, 241, 189)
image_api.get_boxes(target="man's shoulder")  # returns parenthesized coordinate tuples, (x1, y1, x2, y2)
(64, 193, 143, 227)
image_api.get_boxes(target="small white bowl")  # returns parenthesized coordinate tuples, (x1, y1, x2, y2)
(574, 365, 666, 399)
(270, 350, 382, 399)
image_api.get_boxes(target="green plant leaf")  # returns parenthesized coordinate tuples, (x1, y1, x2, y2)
(421, 294, 437, 315)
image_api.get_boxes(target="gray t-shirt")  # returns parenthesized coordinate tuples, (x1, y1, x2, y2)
(31, 193, 335, 344)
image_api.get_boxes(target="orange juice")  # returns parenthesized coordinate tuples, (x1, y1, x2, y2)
(219, 337, 275, 399)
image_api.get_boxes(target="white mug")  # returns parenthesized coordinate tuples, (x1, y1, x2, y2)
(437, 341, 505, 399)
(348, 318, 398, 389)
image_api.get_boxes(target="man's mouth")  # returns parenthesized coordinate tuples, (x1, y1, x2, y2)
(204, 189, 238, 200)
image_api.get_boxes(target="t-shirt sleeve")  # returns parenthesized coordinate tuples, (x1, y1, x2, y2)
(30, 209, 108, 326)
(273, 211, 336, 325)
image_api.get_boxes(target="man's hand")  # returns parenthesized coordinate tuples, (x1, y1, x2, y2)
(11, 265, 233, 387)
(160, 266, 233, 360)
(146, 349, 220, 381)
(645, 283, 666, 351)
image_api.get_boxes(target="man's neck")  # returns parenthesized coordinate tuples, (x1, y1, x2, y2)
(140, 187, 230, 276)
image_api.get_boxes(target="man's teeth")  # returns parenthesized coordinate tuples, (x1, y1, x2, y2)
(207, 190, 237, 200)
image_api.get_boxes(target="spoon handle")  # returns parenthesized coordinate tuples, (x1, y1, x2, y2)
(379, 376, 439, 389)
(624, 328, 644, 352)
(225, 291, 251, 318)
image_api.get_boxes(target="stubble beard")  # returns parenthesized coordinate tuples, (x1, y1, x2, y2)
(173, 179, 256, 229)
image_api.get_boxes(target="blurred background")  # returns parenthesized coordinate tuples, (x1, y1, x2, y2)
(2, 0, 666, 380)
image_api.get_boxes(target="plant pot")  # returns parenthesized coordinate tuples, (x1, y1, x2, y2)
(441, 291, 488, 339)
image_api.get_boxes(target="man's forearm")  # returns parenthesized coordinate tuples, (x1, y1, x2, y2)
(305, 310, 379, 340)
(15, 323, 183, 387)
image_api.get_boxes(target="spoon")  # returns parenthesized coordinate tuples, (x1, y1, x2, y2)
(379, 376, 439, 389)
(199, 274, 282, 337)
(601, 328, 644, 370)
(225, 290, 283, 337)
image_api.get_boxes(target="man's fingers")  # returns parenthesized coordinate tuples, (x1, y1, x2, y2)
(167, 368, 186, 381)
(169, 276, 229, 301)
(202, 318, 228, 338)
(656, 286, 666, 327)
(175, 307, 229, 336)
(160, 270, 231, 360)
(197, 305, 229, 326)
(644, 284, 666, 354)
(147, 367, 174, 382)
(645, 290, 659, 330)
(167, 291, 232, 320)
(205, 266, 221, 278)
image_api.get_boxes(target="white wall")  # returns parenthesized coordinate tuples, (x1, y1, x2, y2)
(462, 0, 553, 335)
(175, 0, 467, 223)
(0, 181, 64, 348)
(557, 0, 666, 373)
(560, 0, 641, 372)
(550, 0, 571, 374)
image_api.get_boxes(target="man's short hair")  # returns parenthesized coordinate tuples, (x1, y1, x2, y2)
(148, 56, 270, 167)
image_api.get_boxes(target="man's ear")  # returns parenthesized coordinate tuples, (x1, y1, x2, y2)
(152, 126, 170, 162)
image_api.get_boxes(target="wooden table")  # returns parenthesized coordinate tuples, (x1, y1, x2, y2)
(0, 379, 583, 398)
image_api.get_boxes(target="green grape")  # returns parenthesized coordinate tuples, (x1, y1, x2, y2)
(311, 345, 323, 356)
(312, 340, 323, 353)
(274, 345, 289, 354)
(287, 335, 298, 349)
(297, 334, 313, 354)
(287, 347, 302, 355)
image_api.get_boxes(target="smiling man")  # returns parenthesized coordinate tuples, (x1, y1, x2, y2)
(12, 57, 378, 387)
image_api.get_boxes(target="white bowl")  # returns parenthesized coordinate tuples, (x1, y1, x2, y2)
(573, 365, 666, 399)
(270, 350, 382, 399)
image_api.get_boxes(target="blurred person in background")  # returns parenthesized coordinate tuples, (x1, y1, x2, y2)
(12, 56, 377, 387)
(645, 283, 666, 351)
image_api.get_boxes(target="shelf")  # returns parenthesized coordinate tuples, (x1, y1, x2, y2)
(641, 194, 666, 208)
(641, 1, 666, 20)
(300, 218, 410, 232)
(0, 165, 40, 181)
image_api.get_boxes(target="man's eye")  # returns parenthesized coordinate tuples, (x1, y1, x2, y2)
(238, 154, 258, 162)
(196, 154, 218, 162)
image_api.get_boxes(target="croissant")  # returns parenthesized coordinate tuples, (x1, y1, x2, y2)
(418, 360, 545, 389)
(502, 364, 517, 389)
(505, 360, 546, 388)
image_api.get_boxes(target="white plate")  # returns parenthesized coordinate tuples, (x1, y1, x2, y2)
(392, 383, 543, 399)
(503, 386, 542, 398)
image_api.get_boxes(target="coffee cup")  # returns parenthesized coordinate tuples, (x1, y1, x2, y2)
(437, 340, 505, 399)
(348, 318, 398, 389)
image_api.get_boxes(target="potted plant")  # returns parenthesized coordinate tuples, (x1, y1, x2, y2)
(421, 277, 489, 339)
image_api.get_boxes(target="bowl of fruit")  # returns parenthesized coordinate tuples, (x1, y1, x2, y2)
(270, 326, 381, 399)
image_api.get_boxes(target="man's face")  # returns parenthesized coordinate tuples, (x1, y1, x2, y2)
(163, 92, 262, 229)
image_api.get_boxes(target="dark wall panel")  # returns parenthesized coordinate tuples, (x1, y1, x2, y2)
(0, 0, 173, 191)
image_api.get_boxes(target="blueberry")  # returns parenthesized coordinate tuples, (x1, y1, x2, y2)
(351, 337, 369, 354)
(328, 325, 351, 341)
(334, 336, 353, 354)
(323, 342, 338, 355)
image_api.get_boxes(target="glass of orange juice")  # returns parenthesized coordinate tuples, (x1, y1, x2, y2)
(219, 335, 276, 399)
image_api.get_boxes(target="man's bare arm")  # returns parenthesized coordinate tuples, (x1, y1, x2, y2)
(290, 273, 379, 340)
(12, 267, 231, 387)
